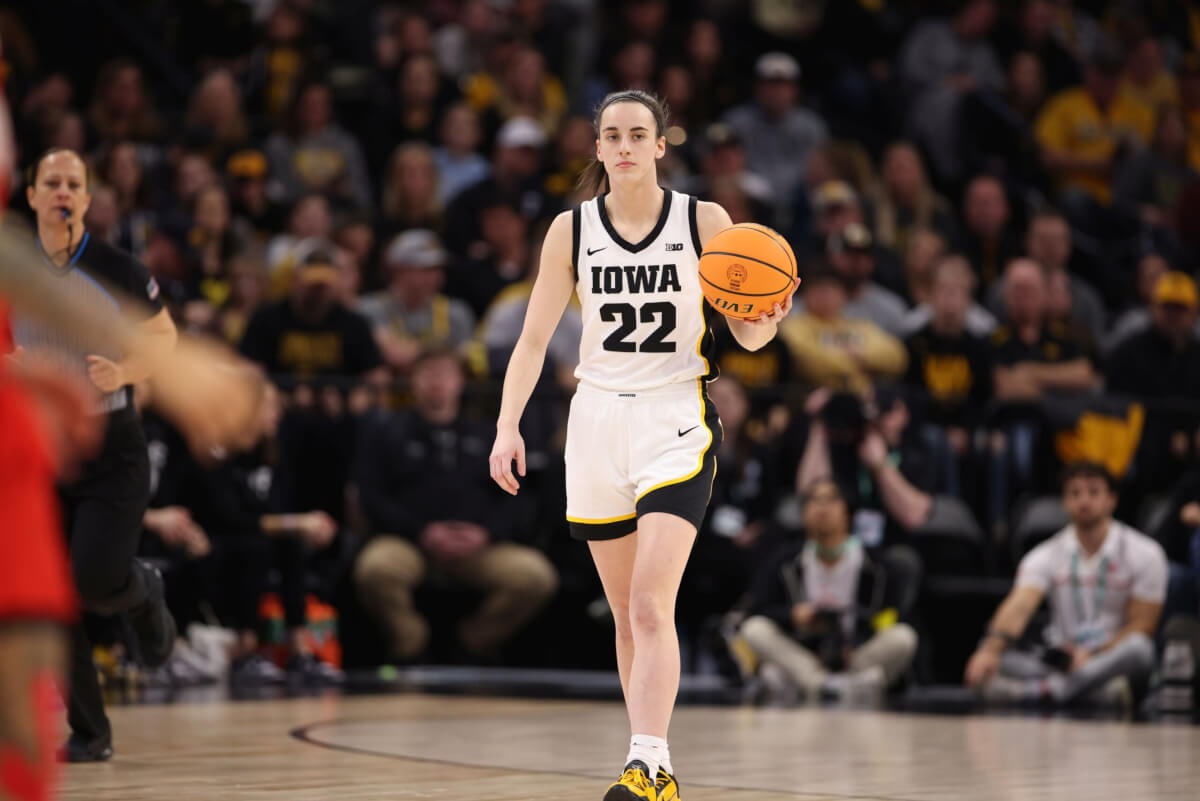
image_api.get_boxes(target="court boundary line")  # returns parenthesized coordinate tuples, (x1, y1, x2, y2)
(291, 717, 930, 801)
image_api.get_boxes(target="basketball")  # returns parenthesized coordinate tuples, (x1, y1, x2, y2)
(699, 224, 798, 320)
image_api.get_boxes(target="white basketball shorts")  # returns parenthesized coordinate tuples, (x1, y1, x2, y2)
(565, 379, 722, 540)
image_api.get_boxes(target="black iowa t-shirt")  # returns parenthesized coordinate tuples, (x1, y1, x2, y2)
(12, 231, 163, 421)
(239, 300, 382, 379)
(989, 320, 1085, 368)
(904, 323, 993, 426)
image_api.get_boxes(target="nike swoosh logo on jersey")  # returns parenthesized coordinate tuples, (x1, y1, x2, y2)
(678, 426, 699, 437)
(587, 246, 607, 256)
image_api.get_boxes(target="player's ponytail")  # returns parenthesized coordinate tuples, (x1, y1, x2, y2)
(576, 89, 669, 198)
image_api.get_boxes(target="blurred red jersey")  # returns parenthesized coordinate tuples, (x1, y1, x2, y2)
(0, 299, 77, 622)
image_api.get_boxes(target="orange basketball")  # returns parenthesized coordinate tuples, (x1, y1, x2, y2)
(699, 224, 798, 320)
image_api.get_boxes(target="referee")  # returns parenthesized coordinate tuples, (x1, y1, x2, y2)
(16, 148, 179, 762)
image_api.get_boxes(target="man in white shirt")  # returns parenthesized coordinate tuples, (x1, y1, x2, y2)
(965, 462, 1167, 705)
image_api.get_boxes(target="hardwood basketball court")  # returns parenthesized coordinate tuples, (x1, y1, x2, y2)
(62, 692, 1199, 800)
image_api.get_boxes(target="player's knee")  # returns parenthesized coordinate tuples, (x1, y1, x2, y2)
(628, 591, 671, 638)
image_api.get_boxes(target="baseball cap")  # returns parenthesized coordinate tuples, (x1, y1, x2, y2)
(827, 221, 873, 254)
(1153, 271, 1198, 308)
(227, 149, 268, 180)
(813, 180, 859, 211)
(496, 116, 548, 149)
(704, 122, 742, 149)
(296, 251, 339, 285)
(756, 52, 801, 82)
(385, 229, 448, 269)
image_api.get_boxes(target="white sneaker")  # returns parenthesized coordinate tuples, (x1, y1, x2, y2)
(759, 662, 800, 705)
(824, 665, 886, 705)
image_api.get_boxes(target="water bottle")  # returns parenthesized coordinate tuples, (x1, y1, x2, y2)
(1159, 640, 1195, 723)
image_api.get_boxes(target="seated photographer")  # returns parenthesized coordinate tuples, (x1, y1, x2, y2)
(797, 386, 936, 549)
(738, 478, 918, 703)
(964, 463, 1166, 707)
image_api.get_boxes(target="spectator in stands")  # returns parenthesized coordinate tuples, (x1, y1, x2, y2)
(1035, 41, 1152, 209)
(1181, 54, 1200, 174)
(469, 44, 566, 137)
(447, 199, 529, 319)
(543, 115, 595, 206)
(990, 259, 1098, 401)
(965, 463, 1166, 708)
(779, 266, 907, 395)
(87, 58, 163, 146)
(992, 0, 1079, 94)
(1114, 104, 1197, 231)
(1153, 471, 1200, 626)
(432, 103, 491, 207)
(1105, 253, 1200, 351)
(1118, 30, 1178, 123)
(722, 52, 828, 224)
(357, 230, 474, 376)
(984, 211, 1106, 346)
(239, 250, 384, 381)
(379, 142, 445, 239)
(957, 175, 1022, 289)
(446, 116, 553, 254)
(480, 231, 581, 392)
(899, 0, 1004, 184)
(98, 141, 156, 257)
(391, 54, 447, 146)
(680, 375, 782, 630)
(264, 79, 373, 213)
(1106, 271, 1200, 400)
(903, 249, 997, 338)
(433, 0, 490, 79)
(265, 193, 333, 297)
(681, 19, 738, 127)
(905, 256, 994, 463)
(183, 68, 250, 160)
(226, 148, 286, 245)
(961, 49, 1047, 187)
(798, 386, 936, 548)
(827, 223, 909, 336)
(738, 477, 919, 703)
(684, 123, 774, 219)
(869, 142, 957, 257)
(217, 254, 268, 346)
(353, 348, 558, 663)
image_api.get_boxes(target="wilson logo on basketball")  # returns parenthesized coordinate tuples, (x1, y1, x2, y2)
(726, 264, 748, 290)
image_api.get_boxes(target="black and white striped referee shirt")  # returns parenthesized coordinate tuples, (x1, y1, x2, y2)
(12, 231, 163, 417)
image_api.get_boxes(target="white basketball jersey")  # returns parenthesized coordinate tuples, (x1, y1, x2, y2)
(572, 188, 716, 392)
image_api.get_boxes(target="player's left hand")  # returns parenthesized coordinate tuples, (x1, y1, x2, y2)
(86, 354, 125, 393)
(741, 279, 798, 326)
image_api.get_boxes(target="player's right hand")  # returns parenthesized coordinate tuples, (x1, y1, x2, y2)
(489, 425, 526, 495)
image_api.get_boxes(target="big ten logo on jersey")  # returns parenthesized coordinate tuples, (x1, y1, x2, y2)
(589, 264, 682, 295)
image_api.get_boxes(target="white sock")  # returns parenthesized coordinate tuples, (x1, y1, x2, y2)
(625, 734, 669, 779)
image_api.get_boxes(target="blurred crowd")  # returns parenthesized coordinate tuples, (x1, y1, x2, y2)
(5, 0, 1200, 706)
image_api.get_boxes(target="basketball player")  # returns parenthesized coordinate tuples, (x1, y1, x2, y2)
(0, 59, 89, 801)
(15, 147, 179, 762)
(489, 90, 794, 801)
